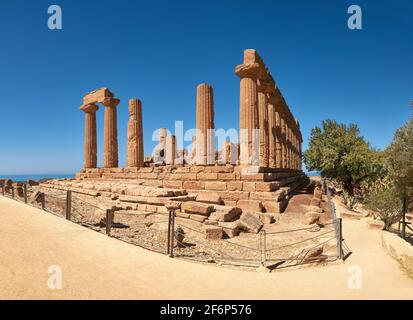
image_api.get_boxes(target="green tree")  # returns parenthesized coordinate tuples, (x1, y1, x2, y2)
(386, 113, 413, 200)
(304, 120, 385, 196)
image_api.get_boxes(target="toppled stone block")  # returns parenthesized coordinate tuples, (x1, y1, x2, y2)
(181, 201, 214, 216)
(27, 179, 39, 186)
(237, 200, 263, 213)
(209, 205, 242, 222)
(239, 212, 263, 233)
(196, 192, 223, 205)
(302, 212, 320, 225)
(204, 225, 223, 240)
(189, 214, 207, 223)
(257, 212, 275, 224)
(263, 199, 287, 213)
(30, 191, 44, 204)
(218, 221, 241, 238)
(314, 185, 322, 199)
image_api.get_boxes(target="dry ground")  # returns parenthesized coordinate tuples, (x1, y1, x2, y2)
(1, 196, 413, 299)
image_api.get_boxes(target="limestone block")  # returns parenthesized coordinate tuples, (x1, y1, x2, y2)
(242, 182, 256, 192)
(217, 191, 249, 201)
(239, 212, 263, 233)
(250, 190, 286, 202)
(197, 173, 218, 181)
(204, 225, 223, 240)
(237, 200, 263, 213)
(255, 182, 279, 192)
(83, 88, 113, 105)
(302, 212, 320, 225)
(257, 212, 274, 224)
(209, 206, 242, 222)
(183, 181, 205, 190)
(190, 214, 207, 223)
(227, 182, 243, 191)
(263, 199, 288, 213)
(181, 201, 214, 216)
(218, 221, 241, 238)
(196, 192, 223, 205)
(204, 181, 227, 191)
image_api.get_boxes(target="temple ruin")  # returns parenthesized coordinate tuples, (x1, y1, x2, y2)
(52, 49, 308, 237)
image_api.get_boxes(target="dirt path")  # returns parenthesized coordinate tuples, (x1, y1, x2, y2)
(1, 196, 412, 299)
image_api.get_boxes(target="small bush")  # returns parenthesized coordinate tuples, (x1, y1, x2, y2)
(342, 191, 358, 210)
(364, 188, 402, 230)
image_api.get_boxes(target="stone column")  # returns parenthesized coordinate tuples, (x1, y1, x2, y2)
(257, 87, 269, 167)
(267, 98, 276, 167)
(281, 114, 288, 169)
(80, 103, 98, 168)
(195, 83, 215, 165)
(286, 121, 292, 169)
(127, 98, 144, 167)
(165, 135, 176, 165)
(235, 63, 260, 166)
(102, 97, 120, 168)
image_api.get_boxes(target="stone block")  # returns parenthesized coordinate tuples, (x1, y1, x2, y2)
(204, 181, 227, 191)
(250, 190, 285, 202)
(302, 212, 320, 225)
(227, 182, 243, 191)
(239, 212, 263, 233)
(197, 173, 218, 180)
(190, 214, 207, 223)
(183, 181, 205, 190)
(209, 205, 242, 222)
(218, 221, 241, 238)
(217, 191, 249, 201)
(263, 199, 287, 213)
(204, 225, 223, 240)
(237, 200, 264, 213)
(196, 192, 223, 205)
(242, 182, 256, 192)
(255, 182, 279, 192)
(181, 201, 214, 216)
(257, 212, 274, 224)
(83, 88, 113, 105)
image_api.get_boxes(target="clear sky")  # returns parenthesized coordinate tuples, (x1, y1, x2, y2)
(0, 0, 412, 174)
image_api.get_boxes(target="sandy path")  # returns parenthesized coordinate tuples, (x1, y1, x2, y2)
(0, 196, 412, 299)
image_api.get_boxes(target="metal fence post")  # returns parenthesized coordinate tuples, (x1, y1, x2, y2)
(260, 230, 266, 267)
(11, 187, 15, 199)
(169, 210, 175, 258)
(336, 218, 343, 259)
(167, 210, 172, 255)
(65, 190, 72, 221)
(23, 184, 28, 204)
(106, 209, 113, 235)
(401, 197, 407, 240)
(2, 184, 4, 196)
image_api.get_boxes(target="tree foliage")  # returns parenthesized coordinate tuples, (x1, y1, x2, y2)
(386, 115, 413, 200)
(304, 120, 385, 196)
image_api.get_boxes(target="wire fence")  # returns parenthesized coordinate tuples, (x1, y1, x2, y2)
(1, 180, 345, 269)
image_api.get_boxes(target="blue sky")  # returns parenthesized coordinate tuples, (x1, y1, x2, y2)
(0, 0, 412, 174)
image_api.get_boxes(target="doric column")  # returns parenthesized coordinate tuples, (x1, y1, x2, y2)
(296, 119, 302, 171)
(127, 98, 144, 167)
(165, 135, 176, 165)
(286, 121, 292, 169)
(235, 62, 261, 166)
(80, 103, 98, 168)
(267, 98, 276, 167)
(257, 82, 269, 167)
(195, 83, 215, 165)
(102, 97, 120, 168)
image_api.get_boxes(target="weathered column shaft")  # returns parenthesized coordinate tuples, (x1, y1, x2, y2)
(127, 99, 144, 167)
(268, 101, 276, 167)
(195, 83, 215, 165)
(258, 91, 269, 167)
(103, 98, 120, 168)
(165, 135, 176, 165)
(236, 61, 260, 166)
(281, 116, 288, 169)
(275, 110, 282, 168)
(80, 104, 98, 168)
(239, 77, 259, 165)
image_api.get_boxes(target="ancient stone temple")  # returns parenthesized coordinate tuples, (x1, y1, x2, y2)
(75, 49, 305, 223)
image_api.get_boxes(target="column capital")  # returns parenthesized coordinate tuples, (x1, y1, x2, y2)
(235, 63, 262, 79)
(79, 103, 98, 113)
(102, 97, 120, 108)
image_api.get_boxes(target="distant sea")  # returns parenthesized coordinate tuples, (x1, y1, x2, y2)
(0, 174, 74, 182)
